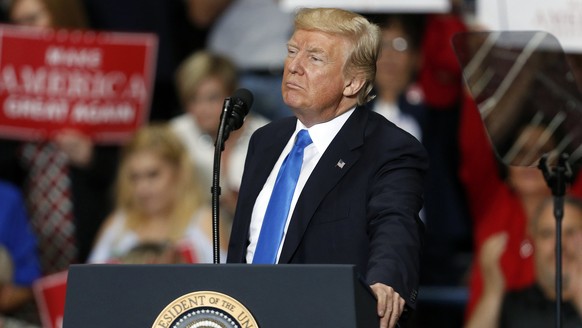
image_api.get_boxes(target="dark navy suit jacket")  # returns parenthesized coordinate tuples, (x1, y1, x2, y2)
(227, 106, 428, 308)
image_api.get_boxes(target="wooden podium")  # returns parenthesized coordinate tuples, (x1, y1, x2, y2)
(63, 264, 379, 328)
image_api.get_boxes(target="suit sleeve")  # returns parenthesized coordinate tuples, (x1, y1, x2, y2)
(365, 130, 428, 309)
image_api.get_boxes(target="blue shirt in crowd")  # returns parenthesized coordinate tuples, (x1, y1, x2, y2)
(0, 181, 41, 286)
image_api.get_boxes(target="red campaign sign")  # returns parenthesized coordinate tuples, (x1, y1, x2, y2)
(33, 270, 68, 328)
(0, 25, 158, 144)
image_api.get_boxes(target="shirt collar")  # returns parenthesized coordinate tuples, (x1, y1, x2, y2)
(294, 107, 356, 153)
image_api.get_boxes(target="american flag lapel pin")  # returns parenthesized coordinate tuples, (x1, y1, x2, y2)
(336, 159, 346, 169)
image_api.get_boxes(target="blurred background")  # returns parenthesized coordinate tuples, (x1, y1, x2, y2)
(1, 0, 582, 327)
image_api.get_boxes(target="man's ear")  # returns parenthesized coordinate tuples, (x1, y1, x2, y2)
(343, 75, 366, 97)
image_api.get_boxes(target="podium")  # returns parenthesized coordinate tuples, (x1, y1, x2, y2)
(62, 264, 379, 328)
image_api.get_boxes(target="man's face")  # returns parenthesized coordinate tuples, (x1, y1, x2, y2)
(533, 201, 582, 299)
(282, 29, 355, 125)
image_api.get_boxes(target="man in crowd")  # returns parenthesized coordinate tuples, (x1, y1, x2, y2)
(227, 8, 428, 328)
(466, 196, 582, 327)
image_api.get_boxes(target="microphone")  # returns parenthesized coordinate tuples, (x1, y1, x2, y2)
(211, 88, 253, 263)
(219, 88, 253, 144)
(225, 88, 253, 132)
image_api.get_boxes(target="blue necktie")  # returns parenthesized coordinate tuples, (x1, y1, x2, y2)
(253, 129, 313, 264)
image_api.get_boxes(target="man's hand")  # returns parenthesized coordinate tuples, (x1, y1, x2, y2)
(370, 282, 405, 328)
(479, 232, 508, 295)
(464, 232, 508, 328)
(54, 129, 94, 168)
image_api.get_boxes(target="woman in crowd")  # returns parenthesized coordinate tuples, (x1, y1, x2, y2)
(88, 124, 223, 264)
(368, 14, 426, 142)
(7, 0, 88, 27)
(170, 50, 268, 218)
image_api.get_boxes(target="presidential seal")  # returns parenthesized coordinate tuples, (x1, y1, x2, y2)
(152, 291, 259, 328)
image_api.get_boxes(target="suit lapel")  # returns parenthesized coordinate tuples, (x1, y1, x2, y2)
(278, 107, 368, 263)
(230, 118, 296, 262)
(243, 123, 295, 204)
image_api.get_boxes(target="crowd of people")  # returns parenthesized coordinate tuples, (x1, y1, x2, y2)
(0, 0, 581, 327)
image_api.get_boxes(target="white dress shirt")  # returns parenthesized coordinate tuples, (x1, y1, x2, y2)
(373, 99, 422, 142)
(246, 108, 355, 263)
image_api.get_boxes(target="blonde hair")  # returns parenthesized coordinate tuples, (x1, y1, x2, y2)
(294, 7, 381, 105)
(175, 50, 238, 107)
(115, 123, 204, 241)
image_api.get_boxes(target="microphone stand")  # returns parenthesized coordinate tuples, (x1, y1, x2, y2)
(538, 153, 573, 328)
(211, 97, 233, 264)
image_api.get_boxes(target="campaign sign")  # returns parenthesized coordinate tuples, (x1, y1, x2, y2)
(0, 25, 158, 144)
(33, 270, 68, 328)
(476, 0, 582, 53)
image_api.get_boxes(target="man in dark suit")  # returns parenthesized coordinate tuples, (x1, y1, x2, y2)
(227, 8, 428, 328)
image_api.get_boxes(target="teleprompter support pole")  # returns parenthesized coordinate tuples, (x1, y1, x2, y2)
(538, 153, 573, 328)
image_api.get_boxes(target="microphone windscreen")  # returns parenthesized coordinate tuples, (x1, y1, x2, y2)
(232, 88, 253, 115)
(225, 88, 254, 133)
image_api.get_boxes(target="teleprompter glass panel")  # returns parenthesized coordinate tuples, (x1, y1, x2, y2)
(452, 31, 582, 169)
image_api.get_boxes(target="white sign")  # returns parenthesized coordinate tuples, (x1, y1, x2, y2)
(477, 0, 582, 53)
(280, 0, 450, 13)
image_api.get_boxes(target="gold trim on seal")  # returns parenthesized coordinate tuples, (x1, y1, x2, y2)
(152, 291, 259, 328)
